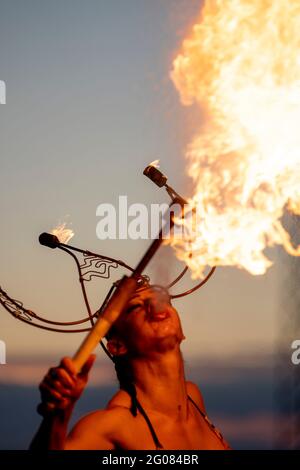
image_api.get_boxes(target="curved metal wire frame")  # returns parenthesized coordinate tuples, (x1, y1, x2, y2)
(0, 240, 216, 335)
(0, 285, 93, 333)
(166, 266, 189, 289)
(170, 266, 216, 299)
(56, 242, 217, 304)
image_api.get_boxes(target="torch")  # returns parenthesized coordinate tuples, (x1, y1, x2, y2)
(39, 163, 187, 373)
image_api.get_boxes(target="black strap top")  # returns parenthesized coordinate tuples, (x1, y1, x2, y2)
(135, 394, 231, 450)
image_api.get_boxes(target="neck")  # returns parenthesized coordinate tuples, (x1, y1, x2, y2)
(131, 346, 189, 420)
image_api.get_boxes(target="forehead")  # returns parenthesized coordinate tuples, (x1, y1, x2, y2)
(128, 286, 170, 303)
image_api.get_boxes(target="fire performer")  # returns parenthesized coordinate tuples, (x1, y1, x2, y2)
(30, 284, 230, 450)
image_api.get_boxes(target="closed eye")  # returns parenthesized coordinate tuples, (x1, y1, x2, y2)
(126, 303, 143, 314)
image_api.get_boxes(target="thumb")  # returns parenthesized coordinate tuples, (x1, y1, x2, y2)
(78, 354, 96, 378)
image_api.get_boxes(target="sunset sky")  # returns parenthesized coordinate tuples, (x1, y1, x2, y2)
(0, 0, 297, 449)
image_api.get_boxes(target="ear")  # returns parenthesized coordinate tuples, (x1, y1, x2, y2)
(107, 338, 128, 357)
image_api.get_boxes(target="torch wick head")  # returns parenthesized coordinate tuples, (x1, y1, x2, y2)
(143, 165, 168, 188)
(39, 232, 60, 249)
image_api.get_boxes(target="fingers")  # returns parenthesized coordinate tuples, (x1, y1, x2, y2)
(42, 360, 77, 395)
(37, 402, 61, 416)
(49, 366, 76, 389)
(39, 380, 66, 403)
(59, 357, 78, 377)
(43, 376, 72, 397)
(37, 398, 69, 416)
(38, 379, 73, 415)
(78, 354, 96, 378)
(38, 355, 95, 415)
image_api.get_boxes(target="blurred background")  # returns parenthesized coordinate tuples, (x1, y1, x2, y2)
(0, 0, 299, 449)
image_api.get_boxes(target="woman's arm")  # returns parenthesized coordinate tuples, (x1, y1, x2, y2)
(29, 355, 95, 450)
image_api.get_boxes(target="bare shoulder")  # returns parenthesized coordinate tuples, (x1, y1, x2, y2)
(65, 404, 129, 450)
(186, 381, 206, 413)
(106, 388, 132, 410)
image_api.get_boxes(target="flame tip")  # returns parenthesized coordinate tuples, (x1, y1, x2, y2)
(51, 222, 74, 245)
(148, 159, 160, 168)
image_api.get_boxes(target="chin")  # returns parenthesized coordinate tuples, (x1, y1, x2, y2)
(150, 333, 182, 352)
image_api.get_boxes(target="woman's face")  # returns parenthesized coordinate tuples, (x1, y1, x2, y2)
(110, 286, 185, 357)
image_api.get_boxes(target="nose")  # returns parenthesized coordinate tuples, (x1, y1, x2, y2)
(146, 292, 169, 316)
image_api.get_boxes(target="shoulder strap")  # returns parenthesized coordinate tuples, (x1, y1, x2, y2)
(187, 395, 231, 449)
(136, 399, 164, 450)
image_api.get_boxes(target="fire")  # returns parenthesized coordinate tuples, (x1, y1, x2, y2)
(170, 0, 300, 278)
(149, 159, 160, 168)
(51, 223, 74, 244)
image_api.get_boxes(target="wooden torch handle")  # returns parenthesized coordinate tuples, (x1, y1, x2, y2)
(72, 276, 137, 373)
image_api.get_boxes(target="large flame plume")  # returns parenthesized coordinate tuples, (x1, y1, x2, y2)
(170, 0, 300, 277)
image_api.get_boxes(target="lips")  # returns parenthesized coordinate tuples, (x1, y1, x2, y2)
(147, 311, 170, 322)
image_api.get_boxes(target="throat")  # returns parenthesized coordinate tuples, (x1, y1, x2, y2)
(132, 349, 189, 419)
